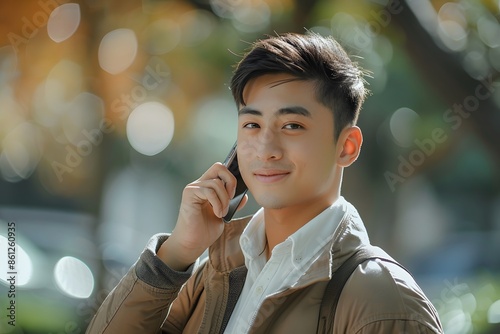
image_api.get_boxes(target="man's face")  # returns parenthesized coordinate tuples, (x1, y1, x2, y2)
(237, 73, 341, 211)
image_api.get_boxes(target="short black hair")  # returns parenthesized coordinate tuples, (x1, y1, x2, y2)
(230, 32, 368, 140)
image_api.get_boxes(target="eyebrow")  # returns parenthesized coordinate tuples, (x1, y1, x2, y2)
(238, 106, 312, 118)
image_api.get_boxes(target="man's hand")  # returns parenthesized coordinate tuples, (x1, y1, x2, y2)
(158, 162, 247, 271)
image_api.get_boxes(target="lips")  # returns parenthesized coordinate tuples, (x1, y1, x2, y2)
(253, 169, 290, 183)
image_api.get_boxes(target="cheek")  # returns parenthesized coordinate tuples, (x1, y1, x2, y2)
(237, 140, 253, 176)
(296, 145, 336, 179)
(237, 139, 256, 161)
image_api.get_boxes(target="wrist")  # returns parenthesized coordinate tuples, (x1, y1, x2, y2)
(158, 236, 200, 271)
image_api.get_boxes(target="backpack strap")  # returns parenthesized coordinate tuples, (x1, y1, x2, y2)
(317, 246, 410, 334)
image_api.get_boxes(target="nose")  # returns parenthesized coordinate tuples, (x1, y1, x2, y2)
(255, 128, 282, 161)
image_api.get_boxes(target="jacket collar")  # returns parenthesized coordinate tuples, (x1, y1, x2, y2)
(208, 200, 371, 279)
(208, 215, 251, 273)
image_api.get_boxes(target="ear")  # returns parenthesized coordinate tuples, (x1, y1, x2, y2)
(337, 126, 363, 167)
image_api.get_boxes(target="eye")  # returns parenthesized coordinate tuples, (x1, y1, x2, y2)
(283, 123, 304, 130)
(243, 123, 260, 129)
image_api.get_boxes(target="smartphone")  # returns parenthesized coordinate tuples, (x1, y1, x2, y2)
(222, 142, 248, 223)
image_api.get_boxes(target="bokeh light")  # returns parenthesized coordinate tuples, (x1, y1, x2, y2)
(143, 19, 181, 55)
(0, 236, 33, 286)
(488, 300, 500, 323)
(331, 12, 372, 51)
(437, 2, 468, 52)
(54, 256, 94, 299)
(98, 28, 138, 75)
(47, 3, 81, 43)
(178, 10, 216, 47)
(389, 107, 420, 148)
(45, 60, 83, 105)
(61, 92, 105, 146)
(231, 0, 271, 33)
(463, 49, 490, 80)
(442, 309, 472, 334)
(209, 0, 270, 32)
(477, 15, 500, 48)
(126, 101, 175, 156)
(210, 0, 240, 19)
(0, 122, 43, 182)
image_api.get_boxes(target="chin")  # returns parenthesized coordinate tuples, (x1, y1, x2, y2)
(254, 194, 290, 210)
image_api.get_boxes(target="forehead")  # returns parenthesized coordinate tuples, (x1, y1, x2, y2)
(241, 73, 319, 108)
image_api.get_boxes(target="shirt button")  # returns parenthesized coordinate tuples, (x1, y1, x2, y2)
(256, 286, 263, 295)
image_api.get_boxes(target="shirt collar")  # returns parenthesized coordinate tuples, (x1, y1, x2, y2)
(288, 196, 348, 271)
(239, 197, 349, 274)
(240, 207, 266, 267)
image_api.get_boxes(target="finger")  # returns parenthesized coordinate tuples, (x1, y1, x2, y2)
(219, 172, 237, 200)
(200, 163, 237, 199)
(191, 178, 231, 217)
(199, 162, 228, 180)
(186, 184, 224, 218)
(205, 178, 232, 214)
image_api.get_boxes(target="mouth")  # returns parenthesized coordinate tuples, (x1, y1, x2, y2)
(253, 169, 290, 183)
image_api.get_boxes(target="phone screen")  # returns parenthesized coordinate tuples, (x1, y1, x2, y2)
(222, 142, 248, 223)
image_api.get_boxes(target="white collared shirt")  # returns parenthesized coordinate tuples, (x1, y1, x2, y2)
(224, 197, 349, 333)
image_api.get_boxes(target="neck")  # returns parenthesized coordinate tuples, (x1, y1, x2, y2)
(263, 193, 340, 259)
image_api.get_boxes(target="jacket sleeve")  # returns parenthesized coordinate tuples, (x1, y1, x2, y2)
(85, 234, 198, 334)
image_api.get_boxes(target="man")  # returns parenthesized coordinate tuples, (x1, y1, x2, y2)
(87, 33, 443, 333)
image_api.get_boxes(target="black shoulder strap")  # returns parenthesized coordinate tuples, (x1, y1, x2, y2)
(317, 246, 409, 334)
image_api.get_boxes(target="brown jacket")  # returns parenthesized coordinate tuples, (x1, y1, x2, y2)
(87, 206, 443, 333)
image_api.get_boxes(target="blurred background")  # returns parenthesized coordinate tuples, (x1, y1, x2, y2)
(0, 0, 499, 333)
